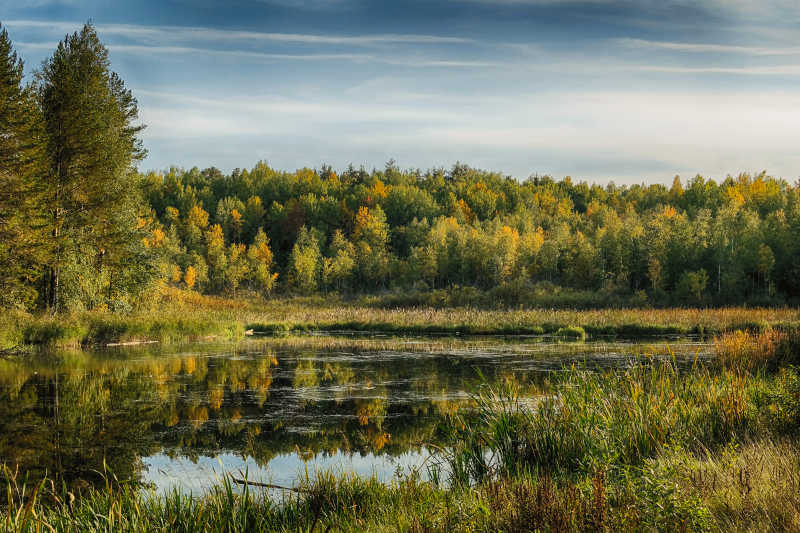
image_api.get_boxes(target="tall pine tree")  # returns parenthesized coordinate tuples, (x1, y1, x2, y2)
(36, 23, 148, 311)
(0, 24, 47, 309)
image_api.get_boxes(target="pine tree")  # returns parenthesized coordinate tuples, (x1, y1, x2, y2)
(36, 23, 147, 311)
(0, 24, 47, 308)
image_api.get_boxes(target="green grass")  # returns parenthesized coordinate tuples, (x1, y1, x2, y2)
(1, 465, 715, 532)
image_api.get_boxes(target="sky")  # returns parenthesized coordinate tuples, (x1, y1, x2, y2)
(2, 0, 800, 184)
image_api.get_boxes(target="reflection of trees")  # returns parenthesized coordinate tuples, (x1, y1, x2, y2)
(0, 345, 545, 491)
(0, 360, 161, 492)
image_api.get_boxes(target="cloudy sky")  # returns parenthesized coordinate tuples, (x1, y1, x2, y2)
(3, 0, 800, 183)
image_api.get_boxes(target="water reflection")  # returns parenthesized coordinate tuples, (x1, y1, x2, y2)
(0, 338, 709, 493)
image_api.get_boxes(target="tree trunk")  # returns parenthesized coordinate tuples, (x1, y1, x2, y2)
(49, 265, 59, 314)
(49, 160, 63, 314)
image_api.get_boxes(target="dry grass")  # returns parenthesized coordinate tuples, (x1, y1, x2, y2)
(714, 329, 800, 371)
(667, 440, 800, 533)
(241, 303, 800, 335)
(157, 289, 800, 336)
(4, 287, 799, 348)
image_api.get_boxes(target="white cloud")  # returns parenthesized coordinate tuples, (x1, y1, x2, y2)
(136, 89, 463, 135)
(637, 64, 800, 75)
(618, 38, 800, 56)
(109, 44, 375, 62)
(136, 86, 800, 181)
(3, 20, 474, 46)
(17, 40, 500, 68)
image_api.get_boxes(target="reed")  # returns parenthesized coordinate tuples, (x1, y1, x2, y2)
(0, 460, 713, 532)
(714, 328, 800, 371)
(5, 291, 800, 349)
(437, 362, 759, 486)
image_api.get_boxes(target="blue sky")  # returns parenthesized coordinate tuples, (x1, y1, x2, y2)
(3, 0, 800, 183)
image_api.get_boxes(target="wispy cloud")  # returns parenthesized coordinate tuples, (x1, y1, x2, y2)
(618, 38, 800, 56)
(3, 20, 474, 46)
(109, 44, 375, 62)
(17, 40, 499, 68)
(19, 40, 800, 75)
(16, 41, 375, 61)
(637, 64, 800, 75)
(135, 89, 464, 123)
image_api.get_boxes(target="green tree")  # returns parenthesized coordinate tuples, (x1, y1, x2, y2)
(0, 25, 47, 308)
(226, 243, 249, 297)
(322, 230, 356, 292)
(184, 204, 209, 251)
(383, 184, 440, 227)
(757, 243, 775, 296)
(243, 196, 266, 242)
(676, 269, 708, 303)
(288, 226, 321, 294)
(36, 23, 147, 311)
(205, 224, 227, 292)
(353, 206, 390, 287)
(216, 197, 246, 243)
(246, 228, 277, 296)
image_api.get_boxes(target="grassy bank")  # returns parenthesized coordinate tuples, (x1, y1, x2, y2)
(3, 329, 800, 532)
(3, 288, 800, 349)
(5, 442, 800, 532)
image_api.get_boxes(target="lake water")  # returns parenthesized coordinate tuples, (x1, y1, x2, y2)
(0, 336, 710, 495)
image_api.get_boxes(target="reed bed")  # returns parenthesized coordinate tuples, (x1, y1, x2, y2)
(714, 328, 800, 371)
(4, 289, 799, 349)
(241, 303, 800, 337)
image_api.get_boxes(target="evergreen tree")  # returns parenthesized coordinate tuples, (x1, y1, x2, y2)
(36, 23, 147, 311)
(0, 25, 47, 309)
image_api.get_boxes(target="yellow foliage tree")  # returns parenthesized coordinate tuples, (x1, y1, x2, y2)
(184, 265, 197, 289)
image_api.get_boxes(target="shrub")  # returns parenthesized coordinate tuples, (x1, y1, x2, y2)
(555, 325, 587, 341)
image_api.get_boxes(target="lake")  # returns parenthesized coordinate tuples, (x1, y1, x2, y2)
(0, 336, 710, 495)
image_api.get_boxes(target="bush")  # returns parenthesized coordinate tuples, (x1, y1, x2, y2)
(555, 325, 587, 341)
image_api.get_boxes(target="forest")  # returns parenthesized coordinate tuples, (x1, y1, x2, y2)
(2, 22, 800, 316)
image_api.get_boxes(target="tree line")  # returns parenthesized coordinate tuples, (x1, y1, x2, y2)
(2, 23, 799, 312)
(141, 162, 800, 307)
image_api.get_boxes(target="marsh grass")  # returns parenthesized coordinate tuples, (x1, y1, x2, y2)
(0, 457, 714, 532)
(241, 303, 800, 338)
(715, 328, 800, 371)
(554, 325, 586, 341)
(437, 360, 765, 489)
(669, 439, 800, 532)
(6, 289, 800, 349)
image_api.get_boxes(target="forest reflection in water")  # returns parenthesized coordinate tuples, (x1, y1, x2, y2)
(0, 336, 710, 494)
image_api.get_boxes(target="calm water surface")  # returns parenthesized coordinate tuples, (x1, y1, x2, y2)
(0, 336, 710, 494)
